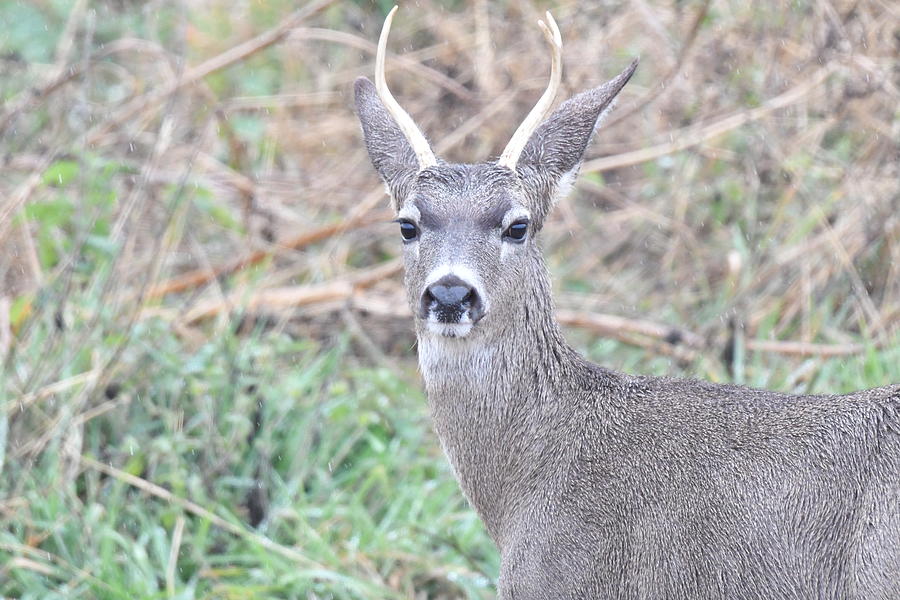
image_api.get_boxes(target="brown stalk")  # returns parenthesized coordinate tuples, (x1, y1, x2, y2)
(84, 0, 340, 145)
(582, 64, 838, 173)
(179, 258, 402, 325)
(0, 0, 87, 133)
(0, 297, 10, 364)
(146, 212, 386, 300)
(603, 0, 712, 130)
(555, 309, 705, 348)
(325, 295, 882, 361)
(291, 28, 473, 102)
(743, 339, 870, 358)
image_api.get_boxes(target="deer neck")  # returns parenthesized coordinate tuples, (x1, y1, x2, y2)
(416, 253, 577, 543)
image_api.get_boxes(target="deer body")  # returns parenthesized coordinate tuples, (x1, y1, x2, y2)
(356, 8, 900, 598)
(418, 231, 899, 598)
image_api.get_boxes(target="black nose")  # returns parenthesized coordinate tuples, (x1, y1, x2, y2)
(420, 275, 485, 323)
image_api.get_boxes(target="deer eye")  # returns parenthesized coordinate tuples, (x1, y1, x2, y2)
(503, 220, 528, 243)
(397, 219, 419, 241)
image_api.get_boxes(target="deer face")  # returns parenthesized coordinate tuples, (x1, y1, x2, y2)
(392, 164, 534, 338)
(354, 8, 637, 339)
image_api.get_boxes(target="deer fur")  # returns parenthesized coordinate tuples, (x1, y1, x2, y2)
(354, 11, 900, 599)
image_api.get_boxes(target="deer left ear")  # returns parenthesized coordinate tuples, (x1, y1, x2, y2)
(516, 59, 638, 224)
(354, 76, 421, 211)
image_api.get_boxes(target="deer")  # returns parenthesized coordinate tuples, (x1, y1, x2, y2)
(354, 7, 900, 599)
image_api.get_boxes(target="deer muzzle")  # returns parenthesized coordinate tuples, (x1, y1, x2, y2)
(419, 274, 485, 327)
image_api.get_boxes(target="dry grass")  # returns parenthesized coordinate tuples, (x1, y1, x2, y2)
(3, 0, 897, 360)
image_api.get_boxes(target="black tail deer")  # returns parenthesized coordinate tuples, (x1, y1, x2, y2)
(354, 7, 900, 598)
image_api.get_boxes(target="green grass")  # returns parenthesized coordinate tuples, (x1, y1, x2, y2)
(1, 313, 497, 598)
(3, 285, 896, 598)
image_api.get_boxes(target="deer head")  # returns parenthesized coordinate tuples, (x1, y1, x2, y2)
(355, 7, 637, 340)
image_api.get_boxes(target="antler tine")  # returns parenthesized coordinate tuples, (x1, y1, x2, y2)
(376, 6, 437, 169)
(497, 11, 563, 171)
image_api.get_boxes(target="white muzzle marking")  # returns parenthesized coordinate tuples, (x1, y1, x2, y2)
(421, 264, 487, 338)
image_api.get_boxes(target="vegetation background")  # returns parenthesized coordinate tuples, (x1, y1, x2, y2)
(1, 0, 897, 597)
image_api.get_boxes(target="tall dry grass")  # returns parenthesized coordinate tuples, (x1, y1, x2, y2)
(3, 0, 897, 363)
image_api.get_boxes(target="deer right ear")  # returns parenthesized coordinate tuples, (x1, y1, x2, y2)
(515, 60, 638, 225)
(354, 76, 421, 211)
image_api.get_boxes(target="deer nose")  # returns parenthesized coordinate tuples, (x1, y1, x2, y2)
(420, 275, 485, 323)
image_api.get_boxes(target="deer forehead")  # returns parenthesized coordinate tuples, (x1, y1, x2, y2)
(404, 163, 529, 230)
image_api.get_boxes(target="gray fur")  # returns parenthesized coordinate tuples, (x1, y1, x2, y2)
(354, 77, 421, 209)
(355, 55, 900, 599)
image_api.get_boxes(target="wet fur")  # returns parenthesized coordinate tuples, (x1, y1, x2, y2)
(355, 54, 900, 599)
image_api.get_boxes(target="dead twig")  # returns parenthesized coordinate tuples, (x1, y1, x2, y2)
(85, 0, 339, 145)
(0, 297, 9, 364)
(166, 515, 185, 596)
(348, 297, 886, 361)
(743, 339, 870, 358)
(290, 28, 474, 102)
(555, 309, 705, 348)
(146, 212, 387, 300)
(582, 63, 837, 173)
(0, 38, 173, 135)
(603, 0, 711, 130)
(0, 153, 58, 246)
(179, 258, 402, 325)
(0, 0, 87, 133)
(557, 308, 887, 359)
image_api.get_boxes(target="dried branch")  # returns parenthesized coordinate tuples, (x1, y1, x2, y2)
(147, 212, 387, 300)
(603, 0, 711, 130)
(742, 339, 869, 358)
(555, 309, 705, 348)
(179, 259, 402, 325)
(85, 0, 340, 144)
(582, 63, 837, 173)
(0, 297, 9, 365)
(346, 297, 884, 361)
(292, 28, 474, 102)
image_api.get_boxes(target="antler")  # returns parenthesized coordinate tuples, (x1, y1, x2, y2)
(376, 6, 437, 169)
(497, 12, 563, 171)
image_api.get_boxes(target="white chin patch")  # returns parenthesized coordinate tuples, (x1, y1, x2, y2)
(426, 321, 473, 338)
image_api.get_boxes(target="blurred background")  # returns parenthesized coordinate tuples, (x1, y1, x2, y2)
(1, 0, 897, 597)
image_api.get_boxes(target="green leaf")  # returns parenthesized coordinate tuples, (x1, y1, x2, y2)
(84, 234, 119, 259)
(25, 197, 73, 226)
(9, 294, 33, 329)
(124, 453, 146, 478)
(36, 227, 59, 268)
(0, 2, 57, 63)
(42, 160, 80, 187)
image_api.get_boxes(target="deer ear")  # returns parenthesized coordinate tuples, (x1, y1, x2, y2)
(354, 76, 420, 211)
(516, 59, 638, 223)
